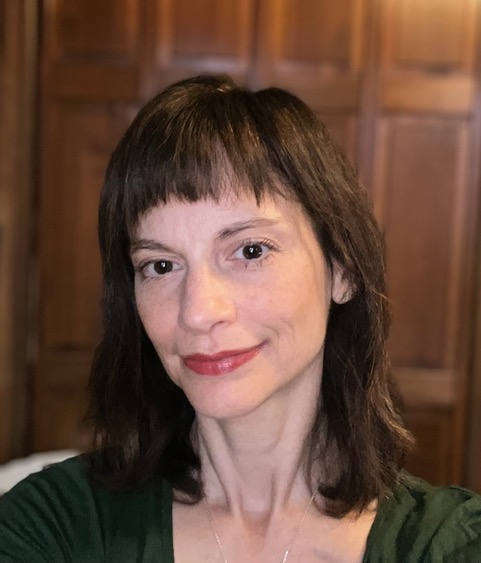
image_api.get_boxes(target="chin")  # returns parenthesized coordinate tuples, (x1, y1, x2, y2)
(183, 382, 273, 421)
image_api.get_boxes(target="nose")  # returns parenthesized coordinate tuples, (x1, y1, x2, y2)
(179, 264, 237, 332)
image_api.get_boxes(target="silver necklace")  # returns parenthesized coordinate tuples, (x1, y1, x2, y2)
(203, 489, 317, 563)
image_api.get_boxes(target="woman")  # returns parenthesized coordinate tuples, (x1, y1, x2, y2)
(0, 75, 480, 562)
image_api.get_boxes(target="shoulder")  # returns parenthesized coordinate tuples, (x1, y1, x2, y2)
(0, 452, 174, 562)
(0, 455, 94, 562)
(365, 471, 481, 562)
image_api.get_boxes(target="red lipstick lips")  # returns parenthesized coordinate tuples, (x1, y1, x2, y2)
(183, 344, 263, 376)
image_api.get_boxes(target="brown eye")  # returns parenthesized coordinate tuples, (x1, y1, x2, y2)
(153, 260, 174, 274)
(242, 244, 263, 260)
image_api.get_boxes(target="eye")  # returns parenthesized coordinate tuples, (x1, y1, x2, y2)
(151, 260, 174, 274)
(140, 259, 179, 278)
(232, 239, 277, 262)
(242, 244, 264, 260)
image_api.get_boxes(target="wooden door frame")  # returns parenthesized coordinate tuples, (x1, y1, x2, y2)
(0, 0, 38, 462)
(465, 5, 481, 493)
(466, 217, 481, 492)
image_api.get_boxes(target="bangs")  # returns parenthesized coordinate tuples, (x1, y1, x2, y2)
(110, 80, 294, 235)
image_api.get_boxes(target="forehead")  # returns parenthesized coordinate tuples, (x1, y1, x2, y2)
(132, 192, 317, 246)
(138, 191, 282, 223)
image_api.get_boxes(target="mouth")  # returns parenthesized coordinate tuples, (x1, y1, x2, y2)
(182, 343, 264, 376)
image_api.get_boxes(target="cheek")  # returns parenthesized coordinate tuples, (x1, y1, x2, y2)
(272, 263, 331, 341)
(266, 260, 329, 316)
(135, 287, 178, 352)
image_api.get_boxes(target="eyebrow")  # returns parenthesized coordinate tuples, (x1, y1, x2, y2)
(130, 218, 282, 255)
(218, 218, 281, 239)
(130, 240, 175, 255)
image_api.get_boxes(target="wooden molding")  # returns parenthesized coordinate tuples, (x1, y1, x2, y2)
(466, 220, 481, 492)
(0, 0, 38, 462)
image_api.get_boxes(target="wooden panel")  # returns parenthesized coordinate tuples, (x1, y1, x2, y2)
(33, 350, 94, 452)
(393, 368, 454, 409)
(371, 0, 481, 488)
(280, 0, 360, 63)
(378, 0, 478, 115)
(0, 0, 37, 462)
(32, 385, 91, 452)
(148, 0, 255, 92)
(39, 105, 127, 351)
(373, 117, 470, 368)
(380, 74, 475, 115)
(0, 0, 13, 464)
(42, 0, 142, 99)
(403, 410, 453, 486)
(55, 0, 138, 61)
(0, 0, 4, 67)
(259, 0, 365, 68)
(255, 0, 367, 112)
(172, 0, 246, 58)
(383, 0, 477, 71)
(34, 103, 133, 452)
(467, 251, 481, 492)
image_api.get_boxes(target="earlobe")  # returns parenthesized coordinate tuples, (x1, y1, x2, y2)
(331, 264, 353, 304)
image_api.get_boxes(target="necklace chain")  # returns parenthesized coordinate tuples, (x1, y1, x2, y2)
(202, 489, 317, 563)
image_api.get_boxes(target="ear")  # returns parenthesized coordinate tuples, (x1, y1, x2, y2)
(331, 263, 353, 305)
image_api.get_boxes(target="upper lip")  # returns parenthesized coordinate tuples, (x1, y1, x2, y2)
(183, 344, 262, 362)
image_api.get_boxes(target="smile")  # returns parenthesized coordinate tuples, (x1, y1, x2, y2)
(183, 343, 264, 376)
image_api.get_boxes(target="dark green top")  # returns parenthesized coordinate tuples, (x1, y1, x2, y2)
(0, 455, 480, 562)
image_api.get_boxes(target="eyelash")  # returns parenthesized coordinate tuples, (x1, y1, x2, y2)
(232, 238, 278, 263)
(135, 259, 179, 280)
(134, 238, 278, 280)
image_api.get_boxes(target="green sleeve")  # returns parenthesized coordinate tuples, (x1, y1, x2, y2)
(0, 455, 174, 563)
(365, 472, 481, 562)
(0, 457, 102, 562)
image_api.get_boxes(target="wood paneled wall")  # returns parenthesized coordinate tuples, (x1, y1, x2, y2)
(5, 0, 480, 488)
(372, 0, 481, 486)
(468, 230, 481, 491)
(0, 0, 37, 463)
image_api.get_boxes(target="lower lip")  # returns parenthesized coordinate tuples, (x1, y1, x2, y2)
(183, 344, 263, 376)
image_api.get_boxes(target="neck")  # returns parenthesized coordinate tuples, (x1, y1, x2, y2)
(195, 371, 321, 519)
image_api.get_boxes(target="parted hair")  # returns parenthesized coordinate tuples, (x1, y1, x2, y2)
(87, 74, 412, 517)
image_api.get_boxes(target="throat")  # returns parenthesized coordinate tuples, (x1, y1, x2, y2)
(202, 488, 319, 563)
(194, 398, 320, 516)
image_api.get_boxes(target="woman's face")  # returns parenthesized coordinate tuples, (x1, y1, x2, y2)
(131, 191, 347, 419)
